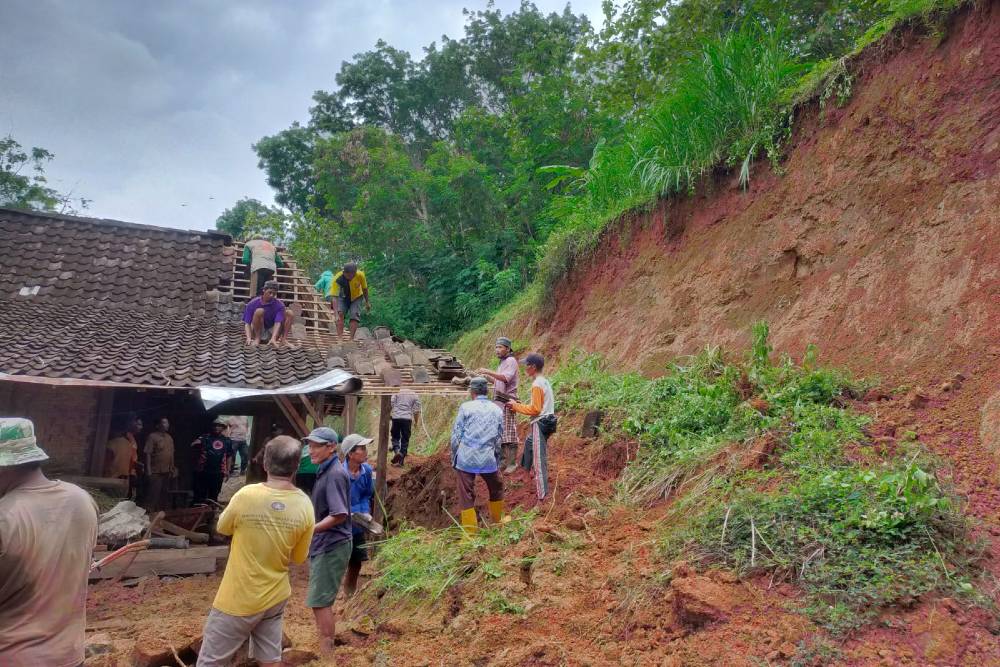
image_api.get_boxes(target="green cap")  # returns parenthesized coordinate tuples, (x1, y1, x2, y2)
(0, 417, 48, 467)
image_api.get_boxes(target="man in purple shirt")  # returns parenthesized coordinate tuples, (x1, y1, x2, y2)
(243, 281, 295, 347)
(477, 336, 520, 473)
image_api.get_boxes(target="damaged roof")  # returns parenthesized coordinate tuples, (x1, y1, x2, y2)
(0, 207, 330, 389)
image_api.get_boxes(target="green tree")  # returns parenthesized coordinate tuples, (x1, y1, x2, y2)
(215, 197, 290, 243)
(0, 135, 87, 212)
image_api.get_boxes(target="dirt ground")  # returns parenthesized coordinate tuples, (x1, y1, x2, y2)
(84, 4, 1000, 665)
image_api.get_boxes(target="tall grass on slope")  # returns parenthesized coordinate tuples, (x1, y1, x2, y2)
(634, 22, 802, 194)
(552, 323, 984, 630)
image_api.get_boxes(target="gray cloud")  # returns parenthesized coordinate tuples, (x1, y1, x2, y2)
(0, 0, 605, 231)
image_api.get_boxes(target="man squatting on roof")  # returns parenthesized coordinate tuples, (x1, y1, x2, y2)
(243, 280, 296, 347)
(476, 336, 520, 474)
(507, 352, 557, 501)
(196, 436, 315, 667)
(0, 417, 99, 667)
(451, 376, 507, 536)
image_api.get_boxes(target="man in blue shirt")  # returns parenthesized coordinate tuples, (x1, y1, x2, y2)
(450, 377, 505, 536)
(339, 433, 375, 597)
(303, 427, 351, 655)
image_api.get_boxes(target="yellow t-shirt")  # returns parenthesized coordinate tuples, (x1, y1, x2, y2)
(329, 270, 368, 301)
(212, 483, 315, 616)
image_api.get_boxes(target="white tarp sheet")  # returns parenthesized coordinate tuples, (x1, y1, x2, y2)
(198, 367, 362, 409)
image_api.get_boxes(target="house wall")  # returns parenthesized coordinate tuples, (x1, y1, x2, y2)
(0, 381, 100, 474)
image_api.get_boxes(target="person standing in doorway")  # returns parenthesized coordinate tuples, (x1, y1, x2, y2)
(0, 418, 99, 667)
(228, 416, 250, 475)
(191, 418, 232, 505)
(340, 434, 375, 597)
(390, 388, 421, 466)
(104, 414, 142, 500)
(476, 336, 520, 473)
(329, 262, 370, 340)
(196, 436, 314, 667)
(243, 237, 284, 296)
(144, 417, 176, 511)
(507, 353, 557, 502)
(304, 427, 352, 655)
(450, 377, 505, 535)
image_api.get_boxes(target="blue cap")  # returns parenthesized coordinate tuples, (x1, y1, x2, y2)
(304, 426, 339, 445)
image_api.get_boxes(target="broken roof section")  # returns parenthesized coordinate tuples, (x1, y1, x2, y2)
(0, 207, 467, 395)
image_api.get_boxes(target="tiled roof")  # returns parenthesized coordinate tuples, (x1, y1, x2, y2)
(0, 208, 327, 389)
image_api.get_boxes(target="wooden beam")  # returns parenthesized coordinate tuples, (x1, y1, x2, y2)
(373, 395, 391, 526)
(89, 388, 115, 476)
(274, 396, 308, 438)
(298, 394, 322, 428)
(343, 395, 358, 435)
(88, 546, 229, 580)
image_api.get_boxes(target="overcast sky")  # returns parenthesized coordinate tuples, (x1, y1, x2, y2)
(0, 0, 605, 231)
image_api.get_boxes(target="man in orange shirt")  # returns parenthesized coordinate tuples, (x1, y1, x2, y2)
(506, 353, 557, 501)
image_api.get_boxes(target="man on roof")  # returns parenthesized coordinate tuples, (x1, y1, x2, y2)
(243, 280, 296, 347)
(243, 237, 284, 296)
(328, 262, 370, 340)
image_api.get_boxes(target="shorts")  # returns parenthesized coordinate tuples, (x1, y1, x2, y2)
(338, 297, 363, 322)
(350, 531, 368, 565)
(196, 600, 286, 667)
(306, 539, 352, 608)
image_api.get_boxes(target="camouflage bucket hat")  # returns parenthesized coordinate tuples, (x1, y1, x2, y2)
(0, 417, 48, 467)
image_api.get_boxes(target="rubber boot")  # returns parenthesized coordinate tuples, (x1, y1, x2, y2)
(488, 499, 511, 524)
(460, 508, 478, 537)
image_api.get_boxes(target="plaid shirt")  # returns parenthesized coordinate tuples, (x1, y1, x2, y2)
(450, 396, 503, 474)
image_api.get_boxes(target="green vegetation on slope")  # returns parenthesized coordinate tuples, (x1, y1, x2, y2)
(552, 323, 984, 630)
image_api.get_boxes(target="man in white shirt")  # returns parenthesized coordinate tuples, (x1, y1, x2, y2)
(390, 389, 421, 466)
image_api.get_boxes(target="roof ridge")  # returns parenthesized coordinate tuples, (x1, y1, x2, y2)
(0, 206, 232, 241)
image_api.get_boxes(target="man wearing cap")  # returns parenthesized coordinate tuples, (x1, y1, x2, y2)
(303, 427, 353, 654)
(340, 433, 375, 597)
(191, 419, 233, 505)
(476, 336, 520, 473)
(196, 435, 314, 667)
(243, 281, 296, 347)
(243, 237, 285, 296)
(328, 262, 370, 340)
(0, 417, 99, 667)
(507, 352, 557, 502)
(450, 377, 506, 535)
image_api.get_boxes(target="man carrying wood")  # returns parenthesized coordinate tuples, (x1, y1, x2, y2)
(144, 417, 176, 511)
(243, 237, 284, 296)
(196, 436, 315, 667)
(0, 417, 99, 667)
(451, 377, 506, 535)
(243, 281, 295, 347)
(303, 426, 352, 654)
(476, 336, 520, 473)
(329, 262, 371, 340)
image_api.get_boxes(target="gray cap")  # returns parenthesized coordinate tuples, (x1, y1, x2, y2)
(496, 336, 512, 349)
(340, 433, 374, 459)
(304, 426, 339, 445)
(469, 377, 489, 394)
(0, 418, 48, 467)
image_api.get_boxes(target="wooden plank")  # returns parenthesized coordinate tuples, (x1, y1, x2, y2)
(89, 388, 115, 476)
(274, 395, 308, 438)
(89, 556, 217, 580)
(343, 395, 358, 435)
(373, 395, 391, 526)
(298, 394, 323, 427)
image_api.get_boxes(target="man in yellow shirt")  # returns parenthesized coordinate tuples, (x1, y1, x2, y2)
(329, 261, 371, 340)
(196, 436, 315, 667)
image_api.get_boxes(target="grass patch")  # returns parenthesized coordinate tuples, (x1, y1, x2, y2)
(364, 512, 534, 606)
(552, 322, 984, 630)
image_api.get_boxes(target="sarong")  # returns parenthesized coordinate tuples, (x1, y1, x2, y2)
(501, 406, 519, 445)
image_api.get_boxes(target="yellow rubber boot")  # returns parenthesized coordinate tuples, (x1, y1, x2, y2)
(488, 500, 511, 524)
(460, 508, 478, 537)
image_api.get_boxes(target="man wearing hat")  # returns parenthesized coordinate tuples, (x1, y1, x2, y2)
(0, 417, 99, 667)
(191, 418, 233, 505)
(243, 280, 295, 347)
(339, 433, 375, 597)
(476, 336, 520, 473)
(302, 426, 352, 655)
(450, 377, 506, 535)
